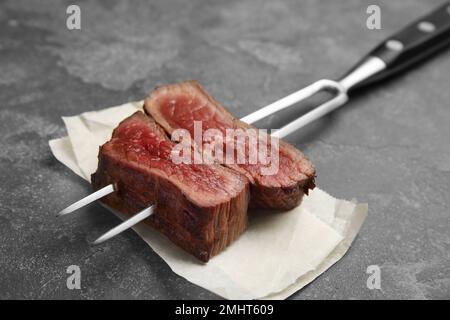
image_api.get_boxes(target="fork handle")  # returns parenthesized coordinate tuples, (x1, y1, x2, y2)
(340, 1, 450, 92)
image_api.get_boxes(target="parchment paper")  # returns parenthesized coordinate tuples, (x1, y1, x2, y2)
(49, 101, 368, 300)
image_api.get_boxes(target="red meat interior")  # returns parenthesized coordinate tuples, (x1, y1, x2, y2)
(107, 114, 243, 202)
(157, 93, 306, 187)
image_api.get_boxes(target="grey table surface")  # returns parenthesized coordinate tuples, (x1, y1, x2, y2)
(1, 0, 449, 300)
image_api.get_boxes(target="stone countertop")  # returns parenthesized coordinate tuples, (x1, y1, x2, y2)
(0, 0, 449, 299)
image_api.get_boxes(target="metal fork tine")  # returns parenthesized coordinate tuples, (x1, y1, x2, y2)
(273, 89, 349, 139)
(57, 184, 115, 217)
(92, 206, 155, 245)
(241, 79, 331, 125)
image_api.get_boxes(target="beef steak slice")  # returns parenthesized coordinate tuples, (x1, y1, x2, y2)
(144, 81, 316, 210)
(91, 111, 249, 262)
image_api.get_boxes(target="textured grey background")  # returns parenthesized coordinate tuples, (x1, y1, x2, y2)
(0, 0, 449, 299)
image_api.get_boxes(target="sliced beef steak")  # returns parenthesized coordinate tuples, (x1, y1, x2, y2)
(91, 111, 249, 262)
(144, 81, 316, 210)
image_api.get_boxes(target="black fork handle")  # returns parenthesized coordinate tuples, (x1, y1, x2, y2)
(340, 1, 450, 92)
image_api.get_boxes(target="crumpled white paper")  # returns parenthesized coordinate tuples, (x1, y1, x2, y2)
(49, 101, 368, 300)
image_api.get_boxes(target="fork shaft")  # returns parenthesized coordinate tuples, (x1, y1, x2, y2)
(339, 57, 386, 92)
